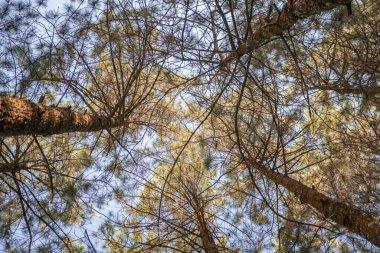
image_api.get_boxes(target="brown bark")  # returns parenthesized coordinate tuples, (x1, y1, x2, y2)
(188, 192, 219, 253)
(195, 207, 218, 253)
(221, 0, 352, 66)
(256, 164, 380, 247)
(311, 84, 380, 95)
(0, 96, 123, 136)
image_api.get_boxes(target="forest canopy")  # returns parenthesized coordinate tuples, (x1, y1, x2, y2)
(0, 0, 379, 252)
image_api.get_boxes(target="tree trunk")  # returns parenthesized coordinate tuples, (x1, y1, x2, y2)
(221, 0, 352, 66)
(256, 164, 380, 247)
(0, 96, 123, 136)
(189, 193, 219, 253)
(196, 209, 218, 253)
(311, 84, 380, 95)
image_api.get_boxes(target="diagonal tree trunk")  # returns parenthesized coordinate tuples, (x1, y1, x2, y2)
(0, 96, 124, 137)
(255, 163, 380, 247)
(221, 0, 352, 66)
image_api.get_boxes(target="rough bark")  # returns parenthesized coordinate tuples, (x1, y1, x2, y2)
(220, 0, 352, 66)
(0, 96, 123, 136)
(256, 164, 380, 247)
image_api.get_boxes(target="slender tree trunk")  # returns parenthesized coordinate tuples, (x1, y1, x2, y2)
(0, 96, 123, 136)
(189, 194, 219, 253)
(256, 164, 380, 247)
(221, 0, 352, 66)
(311, 84, 380, 95)
(196, 210, 218, 253)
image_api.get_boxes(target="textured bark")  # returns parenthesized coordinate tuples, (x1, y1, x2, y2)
(221, 0, 352, 66)
(256, 164, 380, 247)
(0, 96, 122, 136)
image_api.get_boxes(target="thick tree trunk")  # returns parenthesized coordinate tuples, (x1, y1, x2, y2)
(256, 164, 380, 247)
(221, 0, 352, 66)
(0, 96, 123, 136)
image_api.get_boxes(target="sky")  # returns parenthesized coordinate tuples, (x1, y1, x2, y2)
(47, 0, 67, 10)
(43, 1, 107, 250)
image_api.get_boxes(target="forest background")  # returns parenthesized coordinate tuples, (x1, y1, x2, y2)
(0, 0, 379, 252)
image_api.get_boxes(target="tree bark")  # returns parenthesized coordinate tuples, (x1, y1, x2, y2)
(221, 0, 352, 66)
(311, 84, 380, 95)
(0, 96, 123, 136)
(188, 192, 219, 253)
(256, 163, 380, 247)
(194, 205, 218, 253)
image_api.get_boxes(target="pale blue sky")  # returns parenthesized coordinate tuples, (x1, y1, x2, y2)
(47, 0, 67, 10)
